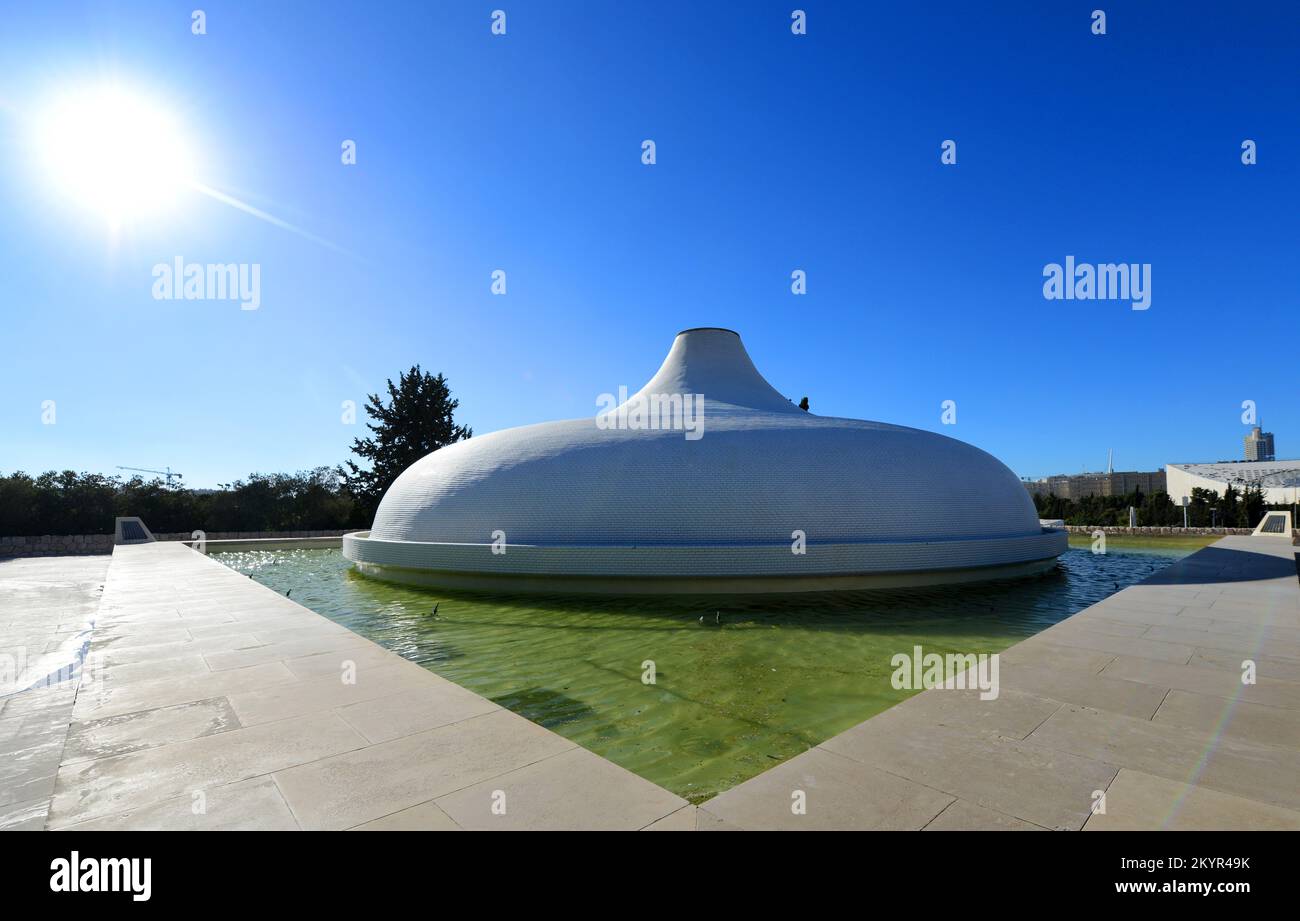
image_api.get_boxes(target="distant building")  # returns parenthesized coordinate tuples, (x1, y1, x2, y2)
(1166, 460, 1300, 505)
(1023, 470, 1166, 499)
(1244, 426, 1276, 462)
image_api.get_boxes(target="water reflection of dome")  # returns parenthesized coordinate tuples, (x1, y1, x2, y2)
(344, 328, 1066, 594)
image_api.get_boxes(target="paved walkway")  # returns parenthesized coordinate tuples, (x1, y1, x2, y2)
(3, 535, 1296, 830)
(22, 542, 685, 830)
(699, 536, 1300, 829)
(0, 555, 108, 830)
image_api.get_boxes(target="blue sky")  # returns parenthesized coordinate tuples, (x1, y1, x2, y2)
(1, 1, 1296, 488)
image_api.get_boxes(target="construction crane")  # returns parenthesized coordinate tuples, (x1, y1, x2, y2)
(116, 465, 184, 486)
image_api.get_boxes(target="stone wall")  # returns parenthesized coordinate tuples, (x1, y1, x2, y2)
(0, 530, 351, 558)
(1063, 525, 1300, 540)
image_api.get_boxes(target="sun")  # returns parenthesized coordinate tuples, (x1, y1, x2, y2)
(34, 85, 196, 224)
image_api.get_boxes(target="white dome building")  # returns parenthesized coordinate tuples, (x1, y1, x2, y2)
(344, 329, 1066, 593)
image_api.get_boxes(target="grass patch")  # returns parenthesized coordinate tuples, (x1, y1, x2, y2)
(1067, 533, 1220, 552)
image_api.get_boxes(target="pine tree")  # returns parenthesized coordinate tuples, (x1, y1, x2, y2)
(340, 366, 471, 515)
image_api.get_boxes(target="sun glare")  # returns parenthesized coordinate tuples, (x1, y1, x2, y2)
(35, 85, 196, 224)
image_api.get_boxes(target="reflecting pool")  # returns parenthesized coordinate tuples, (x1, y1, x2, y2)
(216, 539, 1200, 802)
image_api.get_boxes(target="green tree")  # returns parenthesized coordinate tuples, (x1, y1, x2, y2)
(0, 468, 365, 537)
(339, 366, 472, 516)
(1242, 483, 1268, 528)
(1140, 491, 1178, 526)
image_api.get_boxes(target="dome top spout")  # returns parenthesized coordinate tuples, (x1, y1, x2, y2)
(627, 328, 802, 413)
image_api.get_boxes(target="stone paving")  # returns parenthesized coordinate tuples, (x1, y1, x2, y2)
(0, 555, 108, 830)
(697, 535, 1300, 830)
(7, 543, 684, 830)
(2, 535, 1296, 830)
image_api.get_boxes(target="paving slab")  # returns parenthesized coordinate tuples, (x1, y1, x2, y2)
(0, 555, 109, 829)
(695, 806, 744, 831)
(995, 661, 1169, 719)
(223, 661, 430, 726)
(0, 737, 64, 809)
(55, 776, 300, 831)
(1151, 689, 1300, 751)
(642, 804, 698, 831)
(351, 800, 462, 831)
(700, 746, 955, 830)
(48, 710, 368, 827)
(1083, 768, 1300, 831)
(821, 710, 1117, 830)
(1190, 647, 1300, 683)
(864, 686, 1063, 741)
(1100, 655, 1300, 710)
(0, 796, 52, 831)
(985, 639, 1114, 674)
(34, 542, 688, 830)
(1030, 625, 1195, 664)
(62, 696, 241, 764)
(1027, 704, 1300, 812)
(335, 683, 501, 744)
(94, 653, 213, 687)
(433, 745, 687, 831)
(1142, 624, 1300, 660)
(90, 633, 264, 667)
(706, 536, 1300, 830)
(923, 799, 1045, 831)
(1053, 616, 1150, 638)
(283, 644, 403, 680)
(271, 709, 578, 830)
(73, 661, 299, 722)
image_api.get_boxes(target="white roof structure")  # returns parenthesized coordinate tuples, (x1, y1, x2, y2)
(344, 329, 1066, 593)
(1166, 460, 1300, 505)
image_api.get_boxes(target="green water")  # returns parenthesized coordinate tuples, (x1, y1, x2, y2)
(216, 543, 1193, 802)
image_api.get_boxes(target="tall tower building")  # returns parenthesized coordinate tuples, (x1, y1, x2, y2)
(1244, 425, 1276, 462)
